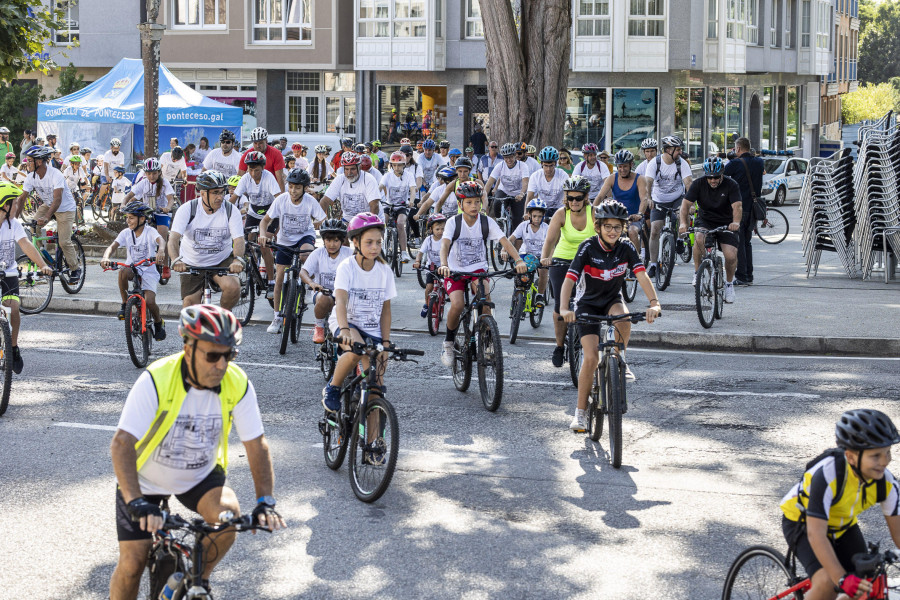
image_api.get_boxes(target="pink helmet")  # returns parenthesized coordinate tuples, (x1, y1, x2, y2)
(390, 151, 405, 164)
(347, 212, 385, 238)
(4, 152, 14, 159)
(582, 143, 599, 154)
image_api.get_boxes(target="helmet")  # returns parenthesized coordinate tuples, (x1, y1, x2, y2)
(614, 150, 634, 165)
(179, 304, 242, 347)
(448, 148, 462, 157)
(526, 198, 548, 212)
(661, 135, 683, 149)
(0, 182, 21, 211)
(113, 166, 126, 173)
(526, 144, 537, 154)
(538, 146, 559, 162)
(465, 147, 474, 153)
(347, 212, 385, 238)
(499, 143, 517, 157)
(582, 143, 599, 154)
(340, 137, 353, 148)
(291, 142, 303, 151)
(195, 170, 228, 191)
(315, 144, 329, 154)
(80, 147, 92, 154)
(427, 213, 447, 228)
(423, 139, 436, 150)
(0, 127, 8, 134)
(354, 143, 367, 154)
(455, 180, 484, 200)
(122, 201, 152, 217)
(640, 138, 658, 150)
(69, 143, 80, 151)
(227, 175, 241, 187)
(340, 152, 361, 167)
(703, 157, 725, 176)
(249, 127, 268, 142)
(284, 155, 296, 165)
(286, 168, 311, 186)
(415, 140, 424, 149)
(454, 157, 473, 170)
(835, 409, 900, 450)
(400, 137, 411, 145)
(219, 129, 236, 144)
(517, 142, 528, 153)
(359, 155, 372, 170)
(364, 141, 374, 151)
(372, 140, 382, 148)
(68, 155, 83, 163)
(278, 136, 287, 143)
(399, 144, 413, 155)
(439, 140, 450, 149)
(437, 166, 456, 181)
(563, 175, 591, 194)
(319, 218, 348, 237)
(244, 150, 266, 167)
(171, 146, 184, 160)
(5, 152, 15, 159)
(25, 145, 53, 160)
(390, 152, 406, 164)
(593, 199, 629, 222)
(143, 157, 161, 172)
(110, 138, 121, 147)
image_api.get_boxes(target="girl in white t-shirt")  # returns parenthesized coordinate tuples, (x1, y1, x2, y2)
(110, 166, 130, 223)
(300, 219, 354, 344)
(412, 213, 446, 320)
(1, 153, 20, 183)
(503, 199, 549, 304)
(413, 166, 457, 220)
(379, 151, 417, 262)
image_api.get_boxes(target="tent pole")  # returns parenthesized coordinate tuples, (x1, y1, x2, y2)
(138, 0, 164, 166)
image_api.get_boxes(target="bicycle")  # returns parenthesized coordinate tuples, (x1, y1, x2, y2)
(20, 219, 86, 305)
(655, 205, 679, 291)
(622, 220, 649, 303)
(184, 266, 233, 306)
(447, 270, 509, 412)
(232, 228, 273, 326)
(506, 257, 545, 344)
(318, 340, 424, 502)
(266, 242, 309, 355)
(16, 252, 56, 315)
(571, 312, 646, 469)
(550, 259, 583, 387)
(146, 504, 269, 600)
(0, 261, 14, 416)
(414, 266, 447, 336)
(314, 289, 338, 381)
(722, 541, 900, 600)
(487, 195, 513, 272)
(690, 225, 728, 329)
(380, 201, 405, 278)
(755, 206, 789, 244)
(102, 258, 158, 368)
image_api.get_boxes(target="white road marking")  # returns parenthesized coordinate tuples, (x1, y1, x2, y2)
(309, 443, 509, 460)
(34, 348, 120, 357)
(437, 375, 569, 386)
(31, 348, 319, 370)
(628, 347, 900, 362)
(669, 388, 821, 399)
(528, 341, 557, 346)
(238, 361, 318, 371)
(53, 422, 118, 432)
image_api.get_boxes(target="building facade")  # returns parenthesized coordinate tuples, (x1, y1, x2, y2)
(820, 0, 858, 142)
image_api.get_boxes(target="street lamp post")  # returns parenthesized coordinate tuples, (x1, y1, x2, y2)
(138, 0, 165, 164)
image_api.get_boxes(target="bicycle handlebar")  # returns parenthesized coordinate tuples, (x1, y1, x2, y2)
(267, 242, 309, 256)
(348, 341, 425, 360)
(186, 267, 231, 276)
(159, 510, 268, 536)
(448, 270, 511, 279)
(558, 312, 647, 324)
(103, 258, 155, 271)
(688, 225, 730, 234)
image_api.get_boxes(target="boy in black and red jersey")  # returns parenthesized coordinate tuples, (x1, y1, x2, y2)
(559, 200, 662, 432)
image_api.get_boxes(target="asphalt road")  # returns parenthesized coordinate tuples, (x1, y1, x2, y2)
(2, 311, 899, 599)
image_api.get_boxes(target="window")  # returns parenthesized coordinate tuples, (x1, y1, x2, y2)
(358, 0, 389, 37)
(784, 0, 792, 47)
(816, 0, 829, 49)
(786, 86, 800, 147)
(286, 72, 355, 134)
(172, 0, 225, 28)
(359, 0, 425, 38)
(628, 0, 664, 36)
(394, 0, 426, 37)
(727, 0, 745, 40)
(577, 0, 611, 37)
(708, 0, 718, 39)
(675, 88, 706, 162)
(379, 85, 448, 142)
(564, 88, 607, 149)
(800, 0, 810, 47)
(710, 87, 742, 151)
(611, 89, 657, 155)
(54, 0, 79, 44)
(761, 86, 772, 150)
(288, 96, 320, 133)
(748, 0, 759, 43)
(253, 0, 312, 43)
(287, 71, 320, 91)
(770, 0, 779, 46)
(435, 0, 442, 37)
(465, 0, 483, 38)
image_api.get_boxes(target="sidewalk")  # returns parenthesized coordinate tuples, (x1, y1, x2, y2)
(42, 207, 900, 356)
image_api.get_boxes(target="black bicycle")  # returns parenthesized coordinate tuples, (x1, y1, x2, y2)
(318, 341, 424, 502)
(690, 226, 728, 328)
(381, 202, 406, 278)
(22, 219, 87, 299)
(314, 289, 338, 381)
(506, 260, 544, 344)
(551, 259, 582, 388)
(233, 228, 274, 326)
(487, 196, 514, 271)
(655, 205, 679, 291)
(267, 242, 309, 355)
(0, 261, 15, 416)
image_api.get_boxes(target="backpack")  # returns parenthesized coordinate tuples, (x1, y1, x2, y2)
(654, 154, 686, 194)
(798, 448, 888, 514)
(187, 197, 233, 226)
(450, 213, 490, 244)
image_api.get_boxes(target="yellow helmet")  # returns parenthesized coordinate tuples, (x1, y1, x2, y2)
(0, 182, 21, 211)
(227, 175, 241, 187)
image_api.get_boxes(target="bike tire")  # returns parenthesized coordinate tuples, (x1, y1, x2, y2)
(324, 390, 351, 470)
(622, 270, 638, 303)
(567, 325, 581, 388)
(606, 354, 624, 469)
(656, 233, 675, 291)
(0, 319, 13, 417)
(756, 207, 789, 244)
(529, 289, 544, 328)
(348, 395, 399, 503)
(391, 229, 402, 277)
(318, 339, 336, 383)
(16, 256, 54, 315)
(488, 240, 501, 272)
(416, 266, 427, 289)
(477, 316, 503, 412)
(427, 293, 441, 336)
(695, 260, 715, 329)
(721, 545, 799, 600)
(59, 236, 86, 294)
(589, 366, 603, 442)
(291, 282, 306, 344)
(678, 236, 693, 263)
(508, 290, 524, 344)
(714, 256, 725, 320)
(452, 319, 472, 392)
(232, 271, 255, 326)
(124, 296, 150, 368)
(279, 279, 295, 355)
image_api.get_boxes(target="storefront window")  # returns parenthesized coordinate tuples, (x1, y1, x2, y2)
(379, 85, 448, 143)
(786, 86, 800, 148)
(564, 88, 606, 150)
(710, 87, 742, 152)
(761, 86, 772, 150)
(675, 88, 706, 162)
(610, 88, 657, 155)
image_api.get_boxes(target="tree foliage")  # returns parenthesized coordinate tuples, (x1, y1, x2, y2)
(858, 0, 900, 84)
(54, 63, 88, 99)
(0, 0, 67, 83)
(841, 83, 898, 124)
(0, 82, 45, 147)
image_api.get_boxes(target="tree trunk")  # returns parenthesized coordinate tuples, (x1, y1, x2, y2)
(141, 0, 162, 163)
(481, 0, 571, 150)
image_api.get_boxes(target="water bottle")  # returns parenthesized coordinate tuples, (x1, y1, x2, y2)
(40, 248, 54, 265)
(259, 264, 266, 278)
(158, 572, 184, 600)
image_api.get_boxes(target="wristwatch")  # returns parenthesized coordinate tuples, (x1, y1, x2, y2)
(257, 495, 276, 506)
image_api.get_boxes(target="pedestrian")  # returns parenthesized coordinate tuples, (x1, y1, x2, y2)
(20, 129, 35, 163)
(722, 136, 764, 286)
(469, 125, 487, 163)
(0, 127, 14, 159)
(477, 140, 500, 183)
(193, 136, 210, 163)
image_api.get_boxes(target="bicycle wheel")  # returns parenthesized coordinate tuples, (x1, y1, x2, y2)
(622, 269, 638, 303)
(0, 318, 12, 417)
(59, 237, 86, 294)
(16, 256, 54, 315)
(392, 230, 402, 278)
(231, 269, 255, 326)
(714, 256, 725, 320)
(348, 395, 399, 503)
(125, 296, 150, 368)
(722, 545, 801, 600)
(529, 288, 544, 328)
(656, 232, 675, 291)
(147, 542, 185, 600)
(508, 290, 524, 344)
(291, 283, 306, 344)
(477, 316, 504, 412)
(756, 208, 789, 244)
(323, 391, 350, 470)
(695, 260, 715, 329)
(416, 266, 427, 289)
(489, 240, 504, 272)
(318, 339, 336, 383)
(279, 278, 296, 355)
(679, 236, 693, 263)
(427, 293, 441, 336)
(606, 354, 624, 469)
(567, 325, 581, 388)
(589, 366, 603, 442)
(452, 318, 472, 392)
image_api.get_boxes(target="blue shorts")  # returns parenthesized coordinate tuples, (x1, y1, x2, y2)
(334, 323, 383, 346)
(100, 175, 108, 184)
(275, 235, 315, 266)
(153, 214, 171, 228)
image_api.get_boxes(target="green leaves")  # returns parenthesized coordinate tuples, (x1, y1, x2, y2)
(841, 83, 898, 124)
(858, 0, 900, 84)
(53, 62, 87, 99)
(0, 0, 68, 83)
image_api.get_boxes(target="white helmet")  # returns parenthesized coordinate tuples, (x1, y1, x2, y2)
(110, 137, 122, 147)
(249, 127, 268, 142)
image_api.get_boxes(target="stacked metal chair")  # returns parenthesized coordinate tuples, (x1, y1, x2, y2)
(800, 148, 857, 277)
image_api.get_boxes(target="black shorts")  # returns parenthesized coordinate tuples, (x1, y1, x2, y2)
(549, 261, 570, 314)
(576, 298, 626, 339)
(650, 202, 680, 223)
(115, 465, 227, 541)
(425, 271, 437, 285)
(1, 275, 19, 301)
(246, 208, 279, 234)
(694, 218, 739, 248)
(782, 516, 867, 578)
(387, 206, 409, 217)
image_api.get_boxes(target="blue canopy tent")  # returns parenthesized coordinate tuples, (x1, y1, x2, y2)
(37, 58, 242, 168)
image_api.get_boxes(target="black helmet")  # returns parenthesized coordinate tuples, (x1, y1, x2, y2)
(195, 170, 228, 191)
(171, 146, 184, 160)
(836, 409, 900, 450)
(219, 129, 236, 144)
(454, 157, 473, 170)
(122, 201, 152, 217)
(286, 168, 311, 186)
(593, 199, 629, 222)
(563, 174, 591, 194)
(319, 218, 347, 237)
(399, 144, 413, 155)
(340, 137, 353, 148)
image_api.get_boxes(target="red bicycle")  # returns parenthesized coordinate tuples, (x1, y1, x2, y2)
(418, 267, 446, 336)
(103, 258, 156, 368)
(722, 542, 900, 599)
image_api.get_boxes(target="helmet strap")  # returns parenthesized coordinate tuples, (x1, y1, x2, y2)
(202, 191, 216, 214)
(184, 341, 215, 391)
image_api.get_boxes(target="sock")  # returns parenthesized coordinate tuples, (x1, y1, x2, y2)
(445, 326, 458, 342)
(726, 278, 734, 285)
(315, 318, 325, 327)
(575, 408, 585, 418)
(650, 262, 658, 267)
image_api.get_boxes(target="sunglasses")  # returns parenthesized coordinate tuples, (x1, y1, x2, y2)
(489, 145, 498, 148)
(194, 346, 238, 363)
(516, 152, 525, 156)
(707, 174, 723, 180)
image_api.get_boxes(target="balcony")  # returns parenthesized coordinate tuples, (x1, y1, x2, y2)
(850, 59, 857, 81)
(354, 0, 445, 71)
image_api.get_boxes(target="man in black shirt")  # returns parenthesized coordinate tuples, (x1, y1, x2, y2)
(722, 136, 764, 285)
(469, 125, 488, 162)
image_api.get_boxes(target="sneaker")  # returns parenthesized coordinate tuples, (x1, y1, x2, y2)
(117, 303, 126, 320)
(11, 346, 23, 375)
(691, 271, 697, 286)
(266, 283, 275, 300)
(267, 315, 283, 334)
(440, 341, 454, 367)
(535, 293, 546, 308)
(312, 325, 325, 344)
(624, 363, 635, 382)
(569, 412, 587, 432)
(401, 251, 412, 262)
(68, 268, 81, 284)
(420, 303, 428, 318)
(724, 282, 736, 303)
(363, 438, 387, 466)
(551, 346, 564, 368)
(647, 264, 658, 279)
(153, 321, 166, 341)
(322, 384, 341, 413)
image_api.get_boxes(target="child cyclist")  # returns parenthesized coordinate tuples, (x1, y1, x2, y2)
(414, 166, 457, 220)
(379, 151, 417, 262)
(559, 200, 661, 432)
(109, 165, 130, 223)
(100, 201, 167, 340)
(437, 181, 527, 367)
(226, 175, 248, 215)
(503, 198, 549, 307)
(301, 219, 353, 343)
(413, 213, 446, 318)
(259, 168, 326, 334)
(780, 409, 900, 600)
(123, 158, 176, 278)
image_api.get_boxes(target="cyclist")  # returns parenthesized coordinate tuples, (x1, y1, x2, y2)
(643, 135, 692, 279)
(437, 181, 527, 367)
(780, 409, 900, 600)
(573, 143, 610, 203)
(258, 168, 326, 334)
(482, 142, 530, 230)
(518, 142, 540, 175)
(102, 138, 125, 197)
(0, 182, 54, 374)
(448, 148, 462, 168)
(415, 165, 457, 220)
(595, 150, 648, 254)
(503, 198, 549, 306)
(160, 146, 187, 184)
(380, 151, 417, 263)
(283, 155, 296, 180)
(525, 146, 568, 219)
(1, 152, 18, 183)
(418, 139, 443, 189)
(109, 165, 130, 223)
(301, 219, 353, 344)
(559, 200, 661, 430)
(432, 157, 474, 218)
(319, 152, 381, 223)
(124, 158, 177, 274)
(373, 140, 388, 173)
(308, 144, 334, 191)
(634, 138, 658, 178)
(15, 145, 81, 284)
(679, 157, 741, 301)
(108, 304, 286, 600)
(330, 137, 354, 172)
(359, 154, 382, 186)
(168, 171, 246, 310)
(413, 213, 447, 318)
(62, 154, 88, 195)
(233, 150, 281, 300)
(437, 140, 451, 165)
(203, 130, 242, 178)
(225, 175, 248, 215)
(239, 127, 285, 193)
(540, 175, 595, 368)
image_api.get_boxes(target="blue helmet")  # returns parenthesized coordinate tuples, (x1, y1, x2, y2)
(448, 148, 462, 157)
(526, 198, 548, 212)
(437, 166, 456, 181)
(703, 157, 724, 176)
(538, 146, 559, 163)
(423, 139, 436, 150)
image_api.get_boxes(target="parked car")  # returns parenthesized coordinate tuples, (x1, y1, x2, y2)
(761, 156, 809, 206)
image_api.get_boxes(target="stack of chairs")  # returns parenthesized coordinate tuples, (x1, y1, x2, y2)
(800, 148, 857, 277)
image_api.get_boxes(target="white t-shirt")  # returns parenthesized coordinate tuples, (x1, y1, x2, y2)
(303, 245, 354, 290)
(0, 163, 20, 183)
(23, 167, 76, 213)
(526, 168, 569, 209)
(328, 257, 397, 339)
(489, 160, 531, 195)
(522, 156, 541, 175)
(575, 160, 611, 200)
(117, 369, 264, 496)
(192, 147, 210, 164)
(203, 148, 242, 178)
(442, 214, 504, 273)
(363, 168, 382, 185)
(171, 199, 244, 267)
(417, 154, 443, 186)
(103, 150, 125, 176)
(0, 218, 27, 276)
(307, 160, 334, 183)
(326, 172, 381, 220)
(130, 177, 176, 214)
(265, 192, 326, 245)
(381, 170, 417, 206)
(111, 175, 130, 204)
(512, 220, 548, 257)
(61, 165, 87, 190)
(234, 170, 281, 212)
(114, 225, 162, 270)
(160, 152, 187, 181)
(644, 156, 692, 205)
(436, 153, 450, 167)
(635, 160, 650, 177)
(418, 234, 442, 267)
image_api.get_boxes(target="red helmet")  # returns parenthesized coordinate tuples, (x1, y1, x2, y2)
(427, 213, 447, 228)
(341, 151, 361, 167)
(455, 180, 484, 200)
(400, 137, 411, 145)
(178, 304, 242, 347)
(359, 155, 372, 170)
(291, 142, 302, 150)
(390, 152, 406, 164)
(244, 150, 266, 167)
